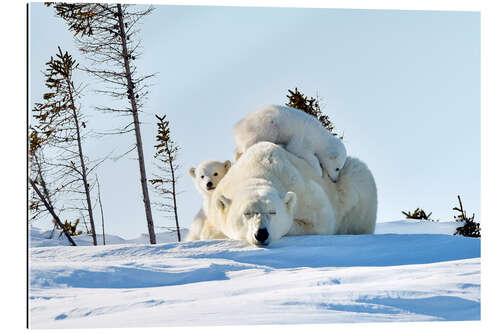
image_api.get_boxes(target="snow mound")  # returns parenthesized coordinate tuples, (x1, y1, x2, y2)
(375, 219, 465, 235)
(29, 227, 189, 248)
(29, 220, 480, 328)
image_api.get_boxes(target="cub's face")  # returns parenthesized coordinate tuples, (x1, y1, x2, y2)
(214, 189, 296, 246)
(189, 160, 231, 195)
(322, 155, 344, 183)
(322, 144, 347, 183)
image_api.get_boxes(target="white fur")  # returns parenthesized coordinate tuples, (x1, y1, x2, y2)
(204, 142, 376, 245)
(233, 105, 347, 182)
(185, 160, 231, 241)
(328, 156, 378, 235)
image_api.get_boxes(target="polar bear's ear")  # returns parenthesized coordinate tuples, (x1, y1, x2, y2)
(216, 195, 231, 212)
(189, 167, 196, 178)
(284, 192, 297, 214)
(223, 160, 232, 171)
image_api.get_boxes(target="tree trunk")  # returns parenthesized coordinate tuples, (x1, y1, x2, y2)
(29, 178, 77, 246)
(96, 175, 106, 245)
(33, 152, 58, 238)
(33, 153, 54, 209)
(168, 153, 181, 242)
(67, 78, 97, 246)
(117, 4, 156, 244)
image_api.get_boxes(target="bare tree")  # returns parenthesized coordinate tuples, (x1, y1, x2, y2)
(96, 174, 106, 245)
(32, 47, 99, 245)
(49, 3, 157, 244)
(150, 114, 181, 242)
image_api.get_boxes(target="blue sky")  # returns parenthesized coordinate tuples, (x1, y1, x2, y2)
(30, 3, 480, 238)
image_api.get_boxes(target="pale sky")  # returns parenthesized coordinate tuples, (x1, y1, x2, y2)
(29, 3, 480, 239)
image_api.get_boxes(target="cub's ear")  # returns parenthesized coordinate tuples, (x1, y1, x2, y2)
(216, 195, 231, 212)
(284, 192, 297, 214)
(224, 160, 232, 171)
(188, 168, 196, 178)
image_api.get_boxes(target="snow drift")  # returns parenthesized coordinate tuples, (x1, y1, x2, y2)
(29, 220, 480, 328)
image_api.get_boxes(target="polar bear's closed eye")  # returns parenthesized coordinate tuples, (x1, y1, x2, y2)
(214, 189, 297, 246)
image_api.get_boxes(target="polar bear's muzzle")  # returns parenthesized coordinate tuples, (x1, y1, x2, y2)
(254, 227, 269, 245)
(249, 214, 271, 246)
(328, 173, 338, 183)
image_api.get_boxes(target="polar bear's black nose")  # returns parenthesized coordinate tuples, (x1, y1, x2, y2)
(206, 181, 213, 188)
(255, 228, 269, 243)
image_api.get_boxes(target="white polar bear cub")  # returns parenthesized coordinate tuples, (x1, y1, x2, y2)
(233, 105, 347, 182)
(185, 160, 231, 241)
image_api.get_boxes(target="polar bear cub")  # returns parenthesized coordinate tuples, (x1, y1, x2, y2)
(185, 160, 231, 241)
(233, 105, 347, 182)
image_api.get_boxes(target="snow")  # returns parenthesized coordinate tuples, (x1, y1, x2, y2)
(29, 220, 480, 328)
(29, 227, 190, 247)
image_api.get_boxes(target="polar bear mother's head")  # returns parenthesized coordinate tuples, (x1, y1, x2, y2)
(214, 185, 296, 246)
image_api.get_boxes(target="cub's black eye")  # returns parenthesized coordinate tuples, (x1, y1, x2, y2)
(335, 168, 340, 171)
(201, 175, 204, 179)
(214, 173, 218, 176)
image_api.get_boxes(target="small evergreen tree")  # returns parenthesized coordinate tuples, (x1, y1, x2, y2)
(402, 208, 435, 221)
(453, 195, 481, 238)
(32, 47, 99, 245)
(286, 87, 342, 138)
(150, 114, 182, 242)
(55, 218, 83, 236)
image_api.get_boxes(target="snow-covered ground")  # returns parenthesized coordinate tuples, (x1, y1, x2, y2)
(29, 220, 480, 328)
(29, 227, 190, 247)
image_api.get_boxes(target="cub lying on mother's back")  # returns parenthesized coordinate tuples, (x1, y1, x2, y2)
(185, 159, 231, 241)
(233, 105, 347, 182)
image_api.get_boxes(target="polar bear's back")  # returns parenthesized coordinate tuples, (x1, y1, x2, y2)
(221, 141, 307, 194)
(233, 107, 279, 149)
(233, 105, 331, 151)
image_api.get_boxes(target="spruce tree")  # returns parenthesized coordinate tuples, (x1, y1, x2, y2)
(453, 195, 481, 238)
(32, 47, 99, 245)
(48, 3, 157, 244)
(150, 114, 181, 242)
(286, 87, 342, 138)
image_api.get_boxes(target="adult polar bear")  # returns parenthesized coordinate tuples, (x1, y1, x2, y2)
(201, 142, 377, 245)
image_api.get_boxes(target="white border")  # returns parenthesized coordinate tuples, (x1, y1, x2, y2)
(2, 0, 498, 332)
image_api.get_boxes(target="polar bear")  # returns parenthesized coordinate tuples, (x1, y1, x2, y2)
(185, 160, 231, 241)
(233, 105, 347, 183)
(203, 142, 376, 245)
